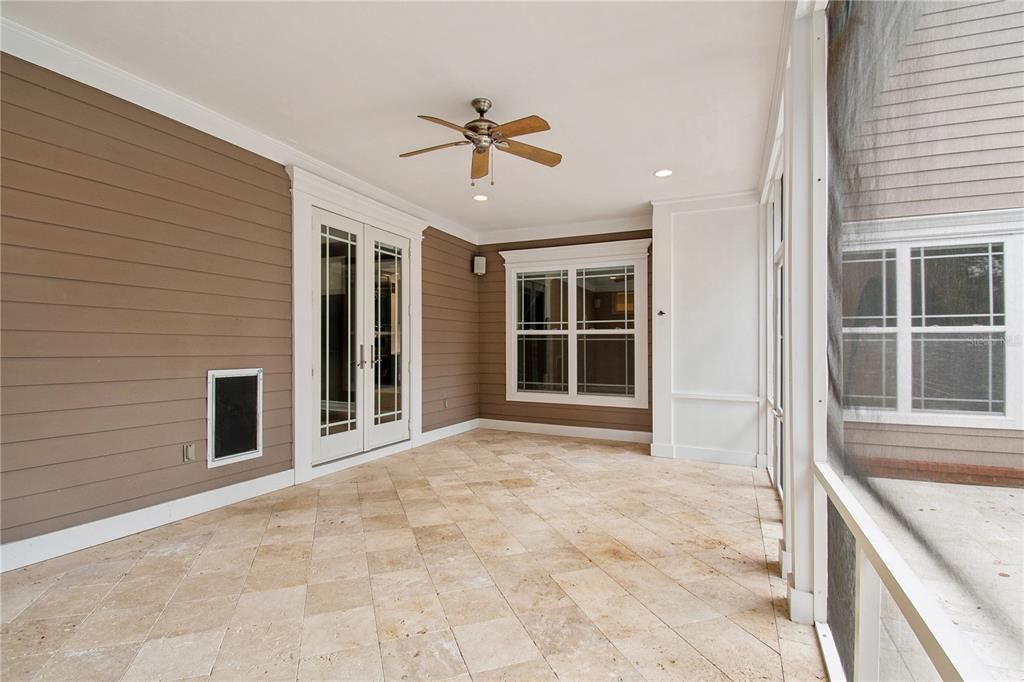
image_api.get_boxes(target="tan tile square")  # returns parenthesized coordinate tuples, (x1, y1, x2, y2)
(379, 629, 468, 681)
(426, 554, 494, 593)
(102, 576, 180, 608)
(518, 604, 608, 656)
(365, 528, 417, 552)
(171, 570, 247, 603)
(232, 585, 306, 625)
(252, 541, 313, 567)
(35, 642, 141, 682)
(1, 615, 84, 657)
(300, 605, 378, 657)
(150, 594, 237, 638)
(308, 553, 369, 584)
(244, 559, 310, 592)
(311, 533, 365, 560)
(676, 616, 784, 681)
(368, 547, 425, 574)
(17, 582, 114, 620)
(452, 616, 541, 673)
(364, 513, 411, 531)
(614, 624, 728, 681)
(371, 567, 435, 603)
(298, 643, 384, 681)
(305, 576, 373, 616)
(2, 653, 55, 681)
(376, 593, 449, 640)
(214, 619, 302, 671)
(439, 586, 513, 627)
(123, 627, 226, 681)
(64, 603, 161, 650)
(470, 658, 557, 682)
(189, 546, 257, 576)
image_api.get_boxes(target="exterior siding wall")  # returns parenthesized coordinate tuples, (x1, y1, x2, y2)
(843, 1, 1024, 221)
(477, 231, 652, 433)
(421, 227, 479, 431)
(0, 54, 293, 542)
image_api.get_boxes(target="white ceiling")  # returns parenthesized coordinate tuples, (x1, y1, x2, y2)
(3, 1, 786, 237)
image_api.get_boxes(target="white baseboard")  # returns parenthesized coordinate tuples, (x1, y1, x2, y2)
(0, 470, 294, 572)
(788, 585, 815, 625)
(413, 419, 482, 446)
(476, 419, 652, 444)
(755, 453, 769, 468)
(669, 444, 759, 467)
(815, 622, 848, 682)
(651, 442, 675, 458)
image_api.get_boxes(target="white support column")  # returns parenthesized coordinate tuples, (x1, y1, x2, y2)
(783, 7, 829, 626)
(650, 202, 675, 458)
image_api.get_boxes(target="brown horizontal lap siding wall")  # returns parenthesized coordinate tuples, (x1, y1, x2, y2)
(422, 228, 480, 431)
(477, 231, 652, 432)
(843, 1, 1024, 220)
(0, 54, 293, 543)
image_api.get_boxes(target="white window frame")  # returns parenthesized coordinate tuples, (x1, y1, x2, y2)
(501, 239, 650, 409)
(841, 210, 1024, 430)
(207, 367, 264, 468)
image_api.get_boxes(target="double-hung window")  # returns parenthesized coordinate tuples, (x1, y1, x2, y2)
(842, 227, 1021, 428)
(501, 239, 650, 409)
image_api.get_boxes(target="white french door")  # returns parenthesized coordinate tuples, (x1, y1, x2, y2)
(314, 208, 410, 465)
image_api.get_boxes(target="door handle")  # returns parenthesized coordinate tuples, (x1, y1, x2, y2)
(357, 344, 366, 369)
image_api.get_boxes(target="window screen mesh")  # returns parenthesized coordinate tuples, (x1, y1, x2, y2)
(826, 1, 1022, 678)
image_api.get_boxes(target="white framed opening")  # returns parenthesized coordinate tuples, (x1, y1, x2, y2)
(207, 367, 263, 468)
(290, 167, 426, 484)
(500, 239, 650, 409)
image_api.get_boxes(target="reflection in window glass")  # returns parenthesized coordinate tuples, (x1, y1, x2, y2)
(517, 271, 567, 330)
(578, 334, 634, 396)
(912, 332, 1005, 414)
(576, 266, 634, 330)
(844, 250, 896, 327)
(516, 335, 567, 393)
(912, 244, 1004, 327)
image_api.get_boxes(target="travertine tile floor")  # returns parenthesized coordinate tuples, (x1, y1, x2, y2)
(1, 429, 826, 681)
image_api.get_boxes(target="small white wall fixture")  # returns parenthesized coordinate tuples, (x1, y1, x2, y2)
(651, 191, 765, 467)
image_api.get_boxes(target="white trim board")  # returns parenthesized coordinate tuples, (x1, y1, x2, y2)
(478, 215, 651, 245)
(477, 419, 652, 444)
(0, 18, 477, 246)
(0, 470, 293, 572)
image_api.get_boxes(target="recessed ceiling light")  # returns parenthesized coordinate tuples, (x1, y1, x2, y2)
(473, 194, 488, 202)
(654, 169, 673, 178)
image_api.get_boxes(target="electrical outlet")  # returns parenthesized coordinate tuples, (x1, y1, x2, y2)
(182, 443, 196, 462)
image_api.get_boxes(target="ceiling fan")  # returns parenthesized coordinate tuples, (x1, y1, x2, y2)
(400, 98, 562, 184)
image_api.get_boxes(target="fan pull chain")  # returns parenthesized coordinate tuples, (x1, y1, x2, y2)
(490, 150, 495, 186)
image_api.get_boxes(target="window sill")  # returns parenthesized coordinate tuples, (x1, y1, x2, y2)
(843, 409, 1020, 431)
(506, 389, 648, 410)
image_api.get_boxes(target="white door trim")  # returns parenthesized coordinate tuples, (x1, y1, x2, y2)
(289, 166, 426, 484)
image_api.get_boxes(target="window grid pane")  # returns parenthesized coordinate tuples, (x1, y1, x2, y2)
(576, 266, 635, 330)
(911, 243, 1004, 327)
(843, 249, 896, 328)
(578, 333, 635, 396)
(843, 332, 897, 409)
(517, 270, 568, 330)
(516, 334, 568, 394)
(912, 332, 1005, 414)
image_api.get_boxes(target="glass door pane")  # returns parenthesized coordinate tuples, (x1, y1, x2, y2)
(316, 209, 362, 464)
(373, 241, 402, 425)
(364, 226, 410, 449)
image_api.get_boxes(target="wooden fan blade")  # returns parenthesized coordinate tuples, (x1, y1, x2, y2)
(399, 140, 469, 158)
(418, 115, 471, 134)
(491, 115, 550, 138)
(471, 148, 490, 179)
(496, 139, 562, 167)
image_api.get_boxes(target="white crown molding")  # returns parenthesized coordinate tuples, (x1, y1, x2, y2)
(500, 237, 651, 266)
(478, 214, 651, 245)
(0, 18, 479, 244)
(651, 189, 760, 214)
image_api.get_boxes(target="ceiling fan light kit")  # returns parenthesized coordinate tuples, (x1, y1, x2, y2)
(400, 97, 562, 185)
